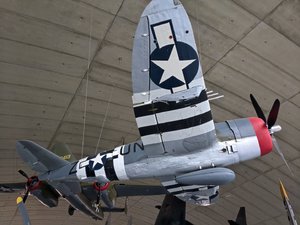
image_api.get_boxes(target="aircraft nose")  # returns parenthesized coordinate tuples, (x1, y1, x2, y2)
(249, 117, 273, 156)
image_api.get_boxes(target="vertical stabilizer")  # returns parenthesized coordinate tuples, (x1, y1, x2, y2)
(50, 143, 77, 162)
(228, 207, 247, 225)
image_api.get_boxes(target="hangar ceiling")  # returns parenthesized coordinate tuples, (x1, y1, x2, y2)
(0, 0, 299, 224)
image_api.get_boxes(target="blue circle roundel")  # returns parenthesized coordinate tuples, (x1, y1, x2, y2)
(150, 42, 199, 90)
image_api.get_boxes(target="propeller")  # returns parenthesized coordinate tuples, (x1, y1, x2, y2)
(250, 94, 280, 129)
(267, 99, 280, 129)
(249, 94, 293, 176)
(18, 170, 40, 203)
(272, 136, 294, 176)
(18, 170, 30, 203)
(250, 94, 266, 124)
(16, 196, 32, 225)
(18, 170, 29, 179)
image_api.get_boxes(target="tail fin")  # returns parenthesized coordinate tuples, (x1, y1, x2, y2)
(50, 143, 77, 162)
(154, 194, 192, 225)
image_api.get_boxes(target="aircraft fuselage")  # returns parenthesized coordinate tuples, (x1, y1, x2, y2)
(74, 117, 271, 182)
(41, 117, 272, 206)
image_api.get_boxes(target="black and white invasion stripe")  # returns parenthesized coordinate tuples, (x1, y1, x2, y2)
(162, 180, 204, 195)
(134, 89, 215, 146)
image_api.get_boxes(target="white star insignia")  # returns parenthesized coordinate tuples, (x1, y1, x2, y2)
(91, 154, 103, 169)
(151, 45, 196, 85)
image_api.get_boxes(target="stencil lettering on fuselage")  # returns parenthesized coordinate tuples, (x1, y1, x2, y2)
(75, 142, 147, 181)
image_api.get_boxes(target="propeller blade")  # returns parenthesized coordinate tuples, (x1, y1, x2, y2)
(23, 189, 29, 203)
(272, 136, 294, 176)
(250, 94, 266, 123)
(18, 170, 29, 179)
(267, 99, 280, 129)
(17, 197, 32, 225)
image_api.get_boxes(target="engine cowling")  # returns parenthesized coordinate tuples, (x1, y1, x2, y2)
(248, 117, 273, 156)
(217, 117, 272, 163)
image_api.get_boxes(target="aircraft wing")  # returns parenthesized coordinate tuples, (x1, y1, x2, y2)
(0, 182, 25, 192)
(132, 0, 216, 156)
(16, 140, 70, 173)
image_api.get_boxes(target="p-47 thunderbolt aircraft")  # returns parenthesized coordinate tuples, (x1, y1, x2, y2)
(1, 0, 288, 221)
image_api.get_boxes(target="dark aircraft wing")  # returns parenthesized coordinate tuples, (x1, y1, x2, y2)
(154, 194, 193, 225)
(228, 221, 239, 225)
(228, 207, 247, 225)
(0, 182, 25, 192)
(16, 140, 70, 174)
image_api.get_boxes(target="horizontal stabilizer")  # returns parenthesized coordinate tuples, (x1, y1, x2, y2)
(16, 140, 70, 173)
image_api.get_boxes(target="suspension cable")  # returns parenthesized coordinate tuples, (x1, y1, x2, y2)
(95, 85, 114, 154)
(81, 9, 93, 158)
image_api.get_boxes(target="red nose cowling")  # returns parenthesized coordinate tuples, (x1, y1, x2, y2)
(249, 117, 273, 156)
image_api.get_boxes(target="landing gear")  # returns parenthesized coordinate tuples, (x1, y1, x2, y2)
(68, 205, 75, 216)
(93, 182, 102, 213)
